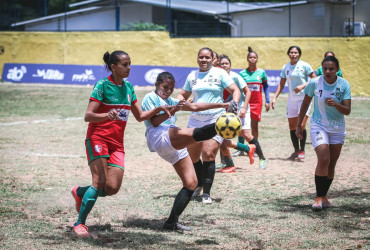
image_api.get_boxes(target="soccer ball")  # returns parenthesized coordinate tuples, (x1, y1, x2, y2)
(215, 113, 241, 139)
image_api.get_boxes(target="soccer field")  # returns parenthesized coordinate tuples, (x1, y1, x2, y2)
(0, 83, 369, 249)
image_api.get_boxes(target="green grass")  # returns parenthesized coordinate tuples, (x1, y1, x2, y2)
(0, 83, 369, 249)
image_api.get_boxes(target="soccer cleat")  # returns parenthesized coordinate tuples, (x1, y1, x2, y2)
(231, 150, 244, 157)
(312, 197, 323, 211)
(72, 224, 90, 238)
(298, 151, 305, 160)
(202, 193, 213, 204)
(163, 222, 192, 231)
(192, 187, 203, 198)
(217, 166, 236, 173)
(287, 152, 299, 161)
(259, 159, 267, 170)
(248, 144, 256, 165)
(71, 186, 82, 213)
(216, 162, 226, 169)
(227, 100, 238, 114)
(322, 196, 333, 208)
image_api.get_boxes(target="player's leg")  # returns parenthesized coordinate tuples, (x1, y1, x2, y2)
(312, 144, 330, 211)
(201, 139, 220, 204)
(297, 100, 312, 160)
(217, 140, 236, 173)
(242, 129, 267, 170)
(104, 150, 125, 195)
(288, 117, 300, 160)
(251, 119, 259, 139)
(163, 156, 197, 231)
(73, 158, 107, 237)
(168, 123, 217, 150)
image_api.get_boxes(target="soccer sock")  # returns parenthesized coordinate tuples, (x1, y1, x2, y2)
(238, 136, 245, 144)
(192, 123, 216, 142)
(203, 161, 215, 195)
(235, 142, 250, 152)
(75, 186, 101, 226)
(193, 160, 203, 187)
(290, 130, 300, 153)
(220, 151, 226, 165)
(99, 189, 107, 197)
(315, 175, 327, 197)
(323, 177, 334, 196)
(300, 129, 307, 151)
(224, 156, 234, 167)
(166, 187, 194, 224)
(76, 186, 90, 198)
(249, 138, 266, 160)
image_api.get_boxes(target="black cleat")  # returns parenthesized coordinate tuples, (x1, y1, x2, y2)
(163, 222, 192, 231)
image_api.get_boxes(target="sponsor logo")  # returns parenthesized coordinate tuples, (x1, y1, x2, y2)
(118, 109, 129, 121)
(7, 66, 27, 81)
(94, 144, 103, 153)
(32, 69, 64, 80)
(267, 76, 282, 87)
(144, 68, 165, 85)
(127, 94, 131, 103)
(72, 69, 96, 82)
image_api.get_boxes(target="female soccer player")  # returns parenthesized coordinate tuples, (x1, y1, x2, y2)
(296, 56, 351, 210)
(142, 72, 230, 230)
(316, 51, 343, 77)
(177, 47, 241, 204)
(217, 54, 266, 172)
(271, 46, 317, 160)
(70, 50, 172, 238)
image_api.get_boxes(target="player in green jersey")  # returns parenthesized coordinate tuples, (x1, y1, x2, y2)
(71, 50, 173, 238)
(316, 51, 343, 77)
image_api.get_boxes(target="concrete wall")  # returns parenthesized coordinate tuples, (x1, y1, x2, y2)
(0, 31, 369, 95)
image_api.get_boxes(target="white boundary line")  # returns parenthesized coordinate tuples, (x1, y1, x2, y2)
(26, 152, 84, 158)
(0, 117, 83, 126)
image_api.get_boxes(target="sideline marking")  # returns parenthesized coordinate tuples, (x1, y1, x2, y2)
(26, 152, 84, 158)
(0, 117, 83, 126)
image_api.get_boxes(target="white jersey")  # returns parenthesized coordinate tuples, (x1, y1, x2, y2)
(304, 76, 351, 133)
(183, 66, 234, 121)
(281, 60, 313, 100)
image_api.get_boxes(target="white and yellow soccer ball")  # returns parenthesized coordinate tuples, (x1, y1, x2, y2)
(215, 113, 241, 139)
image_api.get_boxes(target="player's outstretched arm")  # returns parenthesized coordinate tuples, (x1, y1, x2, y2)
(181, 102, 228, 112)
(131, 101, 173, 122)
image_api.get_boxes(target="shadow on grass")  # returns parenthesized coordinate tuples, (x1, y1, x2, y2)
(270, 187, 370, 233)
(60, 222, 190, 248)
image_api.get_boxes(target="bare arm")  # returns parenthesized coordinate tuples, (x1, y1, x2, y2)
(325, 98, 351, 116)
(181, 101, 229, 112)
(239, 86, 251, 118)
(271, 78, 286, 110)
(296, 94, 313, 139)
(131, 101, 173, 122)
(84, 100, 111, 122)
(225, 83, 241, 104)
(294, 72, 317, 93)
(176, 90, 192, 101)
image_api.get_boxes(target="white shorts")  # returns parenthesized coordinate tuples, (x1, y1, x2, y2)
(239, 109, 251, 130)
(187, 116, 223, 144)
(286, 98, 312, 118)
(310, 123, 346, 149)
(146, 126, 188, 165)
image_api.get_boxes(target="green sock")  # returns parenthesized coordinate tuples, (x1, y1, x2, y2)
(238, 136, 245, 144)
(76, 186, 90, 198)
(75, 186, 101, 226)
(99, 189, 107, 197)
(236, 142, 250, 153)
(224, 157, 234, 167)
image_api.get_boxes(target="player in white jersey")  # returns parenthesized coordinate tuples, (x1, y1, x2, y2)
(142, 72, 230, 230)
(177, 47, 241, 204)
(272, 46, 317, 160)
(296, 56, 351, 211)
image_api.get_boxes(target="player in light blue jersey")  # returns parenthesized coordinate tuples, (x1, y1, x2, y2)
(272, 46, 317, 160)
(177, 47, 241, 204)
(296, 56, 351, 211)
(142, 72, 230, 230)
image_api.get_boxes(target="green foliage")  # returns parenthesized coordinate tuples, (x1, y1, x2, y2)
(121, 22, 166, 31)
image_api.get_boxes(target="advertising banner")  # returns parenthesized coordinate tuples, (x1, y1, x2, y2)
(1, 63, 287, 92)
